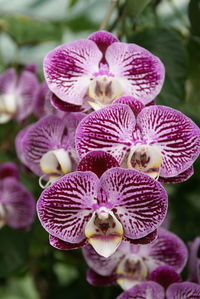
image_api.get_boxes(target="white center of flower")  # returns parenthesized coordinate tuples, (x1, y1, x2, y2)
(0, 94, 17, 123)
(39, 148, 72, 187)
(88, 75, 122, 110)
(127, 144, 162, 179)
(85, 207, 123, 258)
(116, 255, 148, 290)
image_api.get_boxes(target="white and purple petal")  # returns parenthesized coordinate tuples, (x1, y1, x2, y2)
(117, 281, 165, 299)
(99, 168, 168, 241)
(106, 42, 165, 105)
(76, 104, 135, 161)
(143, 228, 188, 273)
(137, 106, 200, 177)
(114, 96, 144, 115)
(37, 171, 99, 244)
(166, 282, 200, 299)
(44, 40, 102, 105)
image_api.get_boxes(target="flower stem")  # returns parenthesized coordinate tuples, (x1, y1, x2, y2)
(100, 0, 119, 30)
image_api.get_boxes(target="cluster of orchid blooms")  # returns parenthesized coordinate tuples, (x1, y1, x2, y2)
(0, 30, 200, 298)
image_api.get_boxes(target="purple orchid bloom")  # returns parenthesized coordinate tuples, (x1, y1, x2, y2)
(188, 237, 200, 284)
(0, 162, 35, 230)
(43, 31, 165, 111)
(0, 66, 39, 123)
(83, 228, 187, 290)
(117, 281, 200, 299)
(15, 113, 85, 188)
(37, 168, 167, 258)
(76, 103, 200, 183)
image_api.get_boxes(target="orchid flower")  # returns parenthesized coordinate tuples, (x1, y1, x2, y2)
(117, 281, 200, 299)
(76, 103, 200, 183)
(0, 67, 39, 123)
(43, 31, 165, 111)
(83, 228, 187, 290)
(0, 162, 35, 230)
(37, 168, 167, 258)
(15, 113, 85, 188)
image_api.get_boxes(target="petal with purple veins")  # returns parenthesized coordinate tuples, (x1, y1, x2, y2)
(114, 96, 144, 115)
(16, 115, 69, 176)
(159, 166, 194, 184)
(142, 228, 188, 273)
(100, 168, 168, 240)
(76, 104, 135, 161)
(44, 40, 102, 105)
(137, 105, 200, 178)
(49, 234, 86, 250)
(37, 171, 99, 244)
(117, 281, 165, 299)
(166, 282, 200, 299)
(106, 42, 165, 105)
(88, 30, 118, 55)
(77, 150, 119, 177)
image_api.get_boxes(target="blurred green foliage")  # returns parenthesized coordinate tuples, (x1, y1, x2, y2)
(0, 0, 200, 298)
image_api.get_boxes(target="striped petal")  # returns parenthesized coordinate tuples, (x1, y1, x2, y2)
(44, 40, 102, 105)
(137, 106, 200, 177)
(143, 228, 188, 273)
(49, 234, 86, 250)
(106, 42, 165, 105)
(100, 168, 168, 240)
(166, 282, 200, 299)
(37, 171, 99, 243)
(16, 115, 69, 176)
(76, 104, 135, 161)
(159, 166, 194, 184)
(117, 281, 165, 299)
(114, 96, 144, 115)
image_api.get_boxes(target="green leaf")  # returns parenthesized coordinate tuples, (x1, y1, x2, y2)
(126, 0, 151, 19)
(0, 226, 32, 277)
(0, 15, 62, 46)
(188, 0, 200, 37)
(128, 27, 187, 108)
